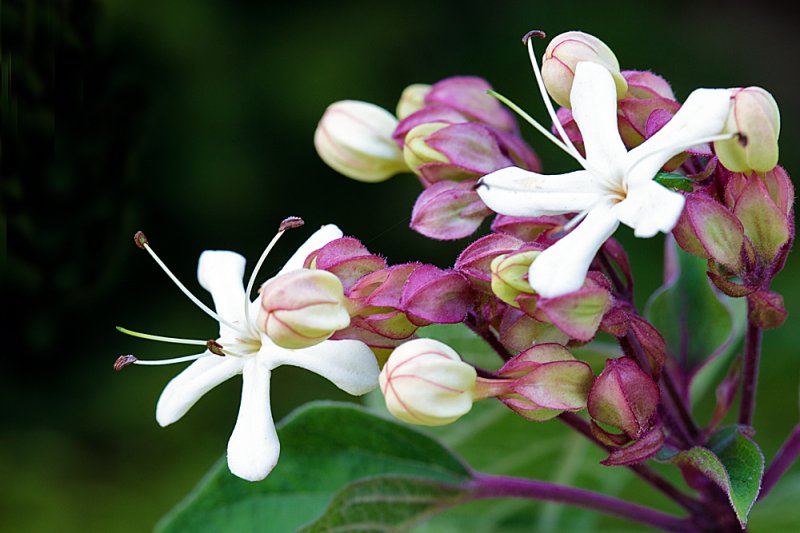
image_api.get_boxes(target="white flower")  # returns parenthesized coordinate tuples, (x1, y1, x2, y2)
(117, 223, 380, 481)
(477, 38, 735, 298)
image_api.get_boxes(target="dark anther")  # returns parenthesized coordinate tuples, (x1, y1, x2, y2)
(737, 132, 749, 147)
(522, 30, 546, 44)
(207, 339, 226, 356)
(134, 231, 149, 249)
(114, 355, 138, 372)
(279, 216, 305, 232)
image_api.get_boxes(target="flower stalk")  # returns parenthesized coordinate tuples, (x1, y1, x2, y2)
(739, 306, 764, 426)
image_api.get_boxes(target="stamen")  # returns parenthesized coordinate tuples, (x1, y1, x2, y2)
(207, 339, 226, 356)
(113, 352, 209, 371)
(524, 35, 589, 169)
(116, 326, 208, 346)
(521, 30, 546, 44)
(242, 216, 305, 331)
(133, 232, 247, 335)
(488, 90, 578, 160)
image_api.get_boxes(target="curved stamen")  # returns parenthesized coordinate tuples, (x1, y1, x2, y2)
(242, 217, 305, 334)
(524, 35, 588, 170)
(114, 352, 210, 371)
(116, 326, 208, 346)
(135, 232, 247, 335)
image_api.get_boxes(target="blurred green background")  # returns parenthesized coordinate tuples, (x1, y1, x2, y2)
(2, 0, 800, 531)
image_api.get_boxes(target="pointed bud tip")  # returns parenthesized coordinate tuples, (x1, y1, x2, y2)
(279, 216, 305, 232)
(114, 355, 137, 372)
(133, 231, 148, 249)
(522, 30, 546, 44)
(206, 339, 225, 356)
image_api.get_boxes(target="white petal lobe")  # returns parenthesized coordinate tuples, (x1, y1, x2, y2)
(197, 250, 248, 339)
(227, 359, 280, 482)
(614, 181, 686, 237)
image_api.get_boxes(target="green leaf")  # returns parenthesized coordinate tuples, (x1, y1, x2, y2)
(654, 171, 694, 192)
(664, 426, 764, 527)
(157, 403, 469, 533)
(645, 238, 746, 380)
(298, 475, 469, 532)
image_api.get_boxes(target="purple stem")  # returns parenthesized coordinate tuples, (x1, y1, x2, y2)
(465, 313, 513, 361)
(760, 423, 800, 499)
(739, 309, 763, 426)
(470, 472, 690, 532)
(558, 412, 700, 513)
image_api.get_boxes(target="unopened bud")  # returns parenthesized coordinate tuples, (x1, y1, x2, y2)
(490, 250, 540, 306)
(588, 357, 659, 439)
(542, 31, 627, 109)
(715, 87, 780, 173)
(379, 338, 476, 426)
(402, 122, 450, 173)
(258, 269, 351, 349)
(314, 100, 408, 183)
(396, 83, 431, 120)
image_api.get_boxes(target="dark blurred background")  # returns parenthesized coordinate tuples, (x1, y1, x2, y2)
(2, 0, 799, 531)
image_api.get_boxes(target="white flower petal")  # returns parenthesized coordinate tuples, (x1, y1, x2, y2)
(626, 88, 732, 186)
(477, 167, 604, 217)
(269, 339, 380, 396)
(614, 181, 686, 238)
(571, 62, 628, 177)
(227, 359, 279, 482)
(277, 224, 343, 275)
(197, 250, 248, 339)
(529, 202, 620, 298)
(156, 355, 244, 426)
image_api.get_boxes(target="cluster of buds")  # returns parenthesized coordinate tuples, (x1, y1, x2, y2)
(303, 235, 472, 363)
(315, 77, 542, 240)
(379, 339, 594, 426)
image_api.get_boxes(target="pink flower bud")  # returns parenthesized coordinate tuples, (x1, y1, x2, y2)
(673, 193, 745, 271)
(622, 70, 675, 100)
(455, 233, 524, 293)
(542, 31, 627, 109)
(314, 100, 408, 183)
(258, 269, 351, 349)
(498, 309, 569, 354)
(306, 237, 387, 292)
(588, 357, 659, 439)
(748, 290, 787, 329)
(732, 172, 792, 264)
(424, 76, 518, 133)
(379, 338, 476, 426)
(410, 180, 493, 240)
(396, 83, 431, 120)
(715, 87, 780, 173)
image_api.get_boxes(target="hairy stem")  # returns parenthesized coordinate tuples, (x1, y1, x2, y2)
(739, 309, 763, 426)
(760, 423, 800, 499)
(470, 472, 690, 532)
(558, 412, 701, 513)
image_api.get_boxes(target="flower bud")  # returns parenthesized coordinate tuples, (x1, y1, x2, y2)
(396, 83, 431, 120)
(491, 250, 540, 306)
(714, 87, 780, 173)
(410, 180, 493, 240)
(379, 338, 476, 426)
(403, 123, 451, 172)
(424, 76, 518, 133)
(314, 100, 408, 183)
(258, 269, 351, 349)
(588, 357, 659, 439)
(542, 31, 627, 109)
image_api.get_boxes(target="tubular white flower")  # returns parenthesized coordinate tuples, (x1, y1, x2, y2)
(477, 61, 733, 297)
(127, 224, 380, 482)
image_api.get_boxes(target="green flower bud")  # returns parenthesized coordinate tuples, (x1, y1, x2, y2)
(490, 250, 540, 306)
(396, 83, 431, 120)
(402, 122, 450, 174)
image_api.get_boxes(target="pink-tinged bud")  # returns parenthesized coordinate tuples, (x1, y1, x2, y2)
(491, 214, 566, 241)
(424, 76, 518, 133)
(601, 425, 665, 466)
(495, 344, 594, 420)
(455, 233, 524, 293)
(393, 106, 470, 146)
(625, 316, 667, 379)
(403, 123, 517, 185)
(760, 166, 794, 217)
(349, 264, 421, 340)
(314, 100, 408, 183)
(535, 285, 611, 342)
(618, 97, 681, 151)
(673, 193, 744, 271)
(748, 290, 787, 329)
(306, 237, 387, 293)
(733, 173, 791, 263)
(258, 269, 351, 349)
(379, 338, 477, 426)
(410, 180, 493, 240)
(491, 250, 540, 307)
(715, 87, 780, 173)
(396, 83, 431, 120)
(401, 265, 471, 326)
(498, 309, 570, 353)
(588, 357, 660, 439)
(622, 70, 675, 100)
(542, 31, 627, 109)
